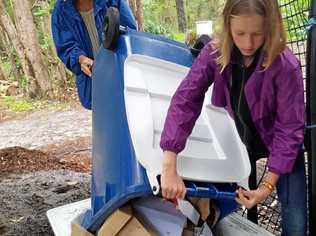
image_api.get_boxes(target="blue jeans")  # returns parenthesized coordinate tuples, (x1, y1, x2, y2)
(276, 151, 307, 236)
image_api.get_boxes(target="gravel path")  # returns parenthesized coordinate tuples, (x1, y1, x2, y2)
(0, 108, 92, 149)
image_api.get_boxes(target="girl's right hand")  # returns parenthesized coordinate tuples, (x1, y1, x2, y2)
(79, 55, 94, 77)
(161, 151, 186, 199)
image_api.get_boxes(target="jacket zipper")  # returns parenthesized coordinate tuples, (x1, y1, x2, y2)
(238, 65, 246, 119)
(238, 65, 248, 142)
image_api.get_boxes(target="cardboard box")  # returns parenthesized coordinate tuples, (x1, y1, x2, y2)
(187, 198, 220, 228)
(98, 205, 157, 236)
(183, 229, 194, 236)
(70, 205, 157, 236)
(117, 216, 157, 236)
(97, 206, 133, 236)
(71, 222, 94, 236)
(188, 197, 210, 221)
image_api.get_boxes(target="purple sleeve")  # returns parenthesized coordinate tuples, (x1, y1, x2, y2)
(159, 43, 216, 154)
(267, 65, 305, 175)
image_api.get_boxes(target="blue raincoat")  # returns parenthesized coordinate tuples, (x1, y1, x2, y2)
(51, 0, 137, 109)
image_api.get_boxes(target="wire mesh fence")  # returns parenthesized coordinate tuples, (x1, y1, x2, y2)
(237, 1, 311, 235)
(282, 0, 311, 86)
(237, 159, 282, 234)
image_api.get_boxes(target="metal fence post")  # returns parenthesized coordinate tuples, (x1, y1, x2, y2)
(306, 0, 316, 235)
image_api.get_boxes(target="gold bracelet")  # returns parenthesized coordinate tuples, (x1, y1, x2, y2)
(260, 180, 275, 193)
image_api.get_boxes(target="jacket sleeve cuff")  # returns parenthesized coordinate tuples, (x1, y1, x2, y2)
(70, 49, 87, 75)
(160, 141, 184, 155)
(267, 166, 282, 175)
(267, 154, 296, 175)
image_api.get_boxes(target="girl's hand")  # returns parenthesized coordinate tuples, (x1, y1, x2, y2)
(236, 171, 279, 209)
(161, 151, 186, 199)
(235, 186, 271, 209)
(79, 55, 94, 77)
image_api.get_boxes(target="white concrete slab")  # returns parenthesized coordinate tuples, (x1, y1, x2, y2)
(46, 199, 90, 236)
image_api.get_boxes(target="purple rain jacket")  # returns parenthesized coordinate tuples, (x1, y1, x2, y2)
(160, 42, 305, 175)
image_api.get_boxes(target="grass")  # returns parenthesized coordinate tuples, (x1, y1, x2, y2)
(171, 32, 186, 43)
(1, 61, 12, 77)
(0, 96, 70, 112)
(2, 96, 33, 111)
(1, 61, 16, 82)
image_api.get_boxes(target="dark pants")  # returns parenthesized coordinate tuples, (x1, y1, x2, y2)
(248, 151, 307, 235)
(276, 151, 307, 236)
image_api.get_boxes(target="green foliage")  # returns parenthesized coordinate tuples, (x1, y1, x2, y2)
(143, 20, 185, 42)
(279, 0, 310, 41)
(1, 96, 70, 112)
(20, 75, 30, 89)
(5, 0, 15, 23)
(1, 61, 12, 78)
(38, 31, 54, 50)
(33, 9, 49, 17)
(143, 0, 224, 42)
(2, 96, 34, 111)
(143, 0, 177, 36)
(144, 20, 174, 37)
(0, 51, 22, 82)
(171, 32, 186, 42)
(1, 48, 22, 81)
(185, 0, 224, 30)
(143, 0, 310, 43)
(33, 0, 55, 17)
(32, 1, 55, 50)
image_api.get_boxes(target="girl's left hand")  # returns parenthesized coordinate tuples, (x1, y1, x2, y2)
(235, 187, 271, 209)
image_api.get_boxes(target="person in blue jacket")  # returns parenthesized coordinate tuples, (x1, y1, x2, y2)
(51, 0, 137, 109)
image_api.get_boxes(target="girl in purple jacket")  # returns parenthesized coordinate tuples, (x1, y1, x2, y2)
(160, 0, 307, 235)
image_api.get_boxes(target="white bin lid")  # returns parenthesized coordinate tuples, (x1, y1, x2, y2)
(124, 55, 250, 194)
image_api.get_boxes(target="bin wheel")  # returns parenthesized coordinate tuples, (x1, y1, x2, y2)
(190, 34, 211, 57)
(103, 7, 120, 50)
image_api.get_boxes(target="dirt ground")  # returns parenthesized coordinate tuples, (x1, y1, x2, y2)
(0, 107, 92, 236)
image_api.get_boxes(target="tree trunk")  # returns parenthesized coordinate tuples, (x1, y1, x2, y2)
(135, 0, 144, 31)
(0, 1, 34, 83)
(38, 0, 69, 85)
(11, 0, 53, 98)
(197, 1, 203, 19)
(175, 0, 186, 32)
(0, 63, 5, 81)
(128, 0, 137, 21)
(8, 52, 22, 84)
(2, 23, 38, 95)
(0, 27, 6, 81)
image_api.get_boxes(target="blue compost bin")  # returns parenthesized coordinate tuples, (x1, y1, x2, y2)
(83, 28, 239, 233)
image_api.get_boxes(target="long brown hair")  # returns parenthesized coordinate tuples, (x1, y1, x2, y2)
(215, 0, 287, 72)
